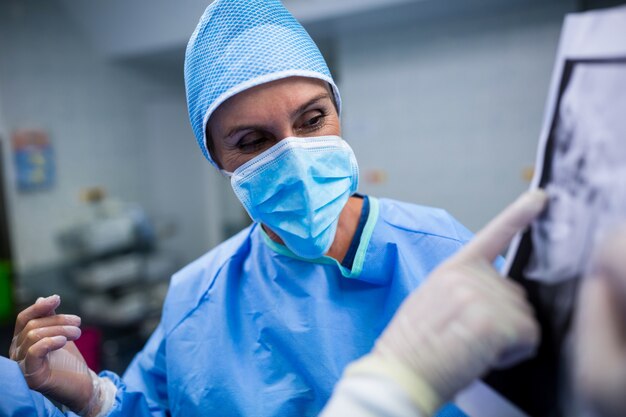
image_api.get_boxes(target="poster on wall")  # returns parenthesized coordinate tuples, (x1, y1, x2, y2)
(11, 129, 55, 192)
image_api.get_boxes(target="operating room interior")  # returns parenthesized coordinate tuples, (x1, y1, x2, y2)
(0, 0, 621, 375)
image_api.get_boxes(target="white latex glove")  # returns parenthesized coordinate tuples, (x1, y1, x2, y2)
(340, 190, 547, 416)
(9, 295, 116, 417)
(574, 226, 626, 417)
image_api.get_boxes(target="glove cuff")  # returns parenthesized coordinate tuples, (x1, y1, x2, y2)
(78, 371, 117, 417)
(345, 353, 442, 416)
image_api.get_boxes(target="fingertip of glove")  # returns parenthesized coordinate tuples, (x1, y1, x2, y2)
(522, 189, 549, 210)
(50, 335, 68, 345)
(37, 294, 60, 306)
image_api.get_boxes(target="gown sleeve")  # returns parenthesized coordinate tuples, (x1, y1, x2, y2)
(0, 355, 67, 417)
(103, 323, 169, 417)
(0, 321, 169, 417)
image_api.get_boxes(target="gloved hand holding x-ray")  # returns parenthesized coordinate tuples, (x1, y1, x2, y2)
(574, 226, 626, 417)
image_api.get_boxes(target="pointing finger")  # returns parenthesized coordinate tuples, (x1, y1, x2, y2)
(455, 190, 548, 264)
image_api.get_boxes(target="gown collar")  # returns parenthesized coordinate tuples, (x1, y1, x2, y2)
(259, 196, 380, 279)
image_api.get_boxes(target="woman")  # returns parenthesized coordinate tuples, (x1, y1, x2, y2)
(4, 190, 546, 417)
(7, 0, 521, 416)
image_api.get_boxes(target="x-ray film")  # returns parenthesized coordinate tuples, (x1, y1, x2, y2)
(482, 6, 626, 416)
(526, 63, 626, 286)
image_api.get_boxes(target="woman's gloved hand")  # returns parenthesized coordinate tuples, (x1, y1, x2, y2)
(574, 226, 626, 417)
(9, 295, 116, 417)
(343, 190, 547, 416)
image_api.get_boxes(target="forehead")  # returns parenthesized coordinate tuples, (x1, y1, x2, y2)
(208, 77, 331, 130)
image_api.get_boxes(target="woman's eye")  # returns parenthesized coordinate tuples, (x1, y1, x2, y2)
(305, 115, 323, 127)
(300, 111, 326, 130)
(237, 135, 268, 152)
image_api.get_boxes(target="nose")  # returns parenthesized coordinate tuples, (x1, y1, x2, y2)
(275, 128, 298, 142)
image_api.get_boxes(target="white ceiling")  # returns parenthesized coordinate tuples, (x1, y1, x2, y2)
(283, 0, 421, 22)
(57, 0, 448, 59)
(59, 0, 545, 60)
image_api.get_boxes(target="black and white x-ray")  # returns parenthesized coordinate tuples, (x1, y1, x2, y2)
(527, 63, 626, 286)
(478, 6, 626, 417)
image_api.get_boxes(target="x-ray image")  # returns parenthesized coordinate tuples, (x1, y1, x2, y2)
(484, 59, 626, 417)
(462, 7, 626, 417)
(526, 63, 626, 285)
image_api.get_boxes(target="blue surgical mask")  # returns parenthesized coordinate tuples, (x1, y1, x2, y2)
(228, 136, 359, 259)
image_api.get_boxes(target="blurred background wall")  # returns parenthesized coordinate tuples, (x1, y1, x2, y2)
(0, 0, 227, 275)
(0, 0, 622, 366)
(0, 0, 580, 276)
(337, 2, 570, 232)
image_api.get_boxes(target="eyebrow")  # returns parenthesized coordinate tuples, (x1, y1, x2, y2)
(224, 92, 332, 140)
(290, 92, 332, 119)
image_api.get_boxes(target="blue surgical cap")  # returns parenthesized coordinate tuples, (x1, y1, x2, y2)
(184, 0, 342, 167)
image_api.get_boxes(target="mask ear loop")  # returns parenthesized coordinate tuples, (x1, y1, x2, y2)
(220, 169, 234, 178)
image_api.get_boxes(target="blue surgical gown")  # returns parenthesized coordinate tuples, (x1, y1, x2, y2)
(2, 197, 478, 417)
